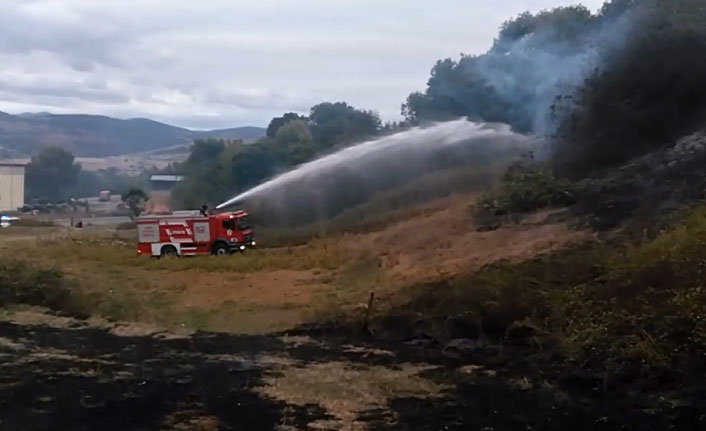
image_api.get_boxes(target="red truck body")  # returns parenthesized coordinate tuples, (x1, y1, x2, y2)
(136, 210, 255, 257)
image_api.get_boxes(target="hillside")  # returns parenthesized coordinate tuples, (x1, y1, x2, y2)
(0, 111, 265, 157)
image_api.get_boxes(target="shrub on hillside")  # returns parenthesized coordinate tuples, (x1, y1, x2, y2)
(474, 160, 575, 227)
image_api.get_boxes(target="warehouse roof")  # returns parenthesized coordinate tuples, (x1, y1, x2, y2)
(0, 160, 28, 167)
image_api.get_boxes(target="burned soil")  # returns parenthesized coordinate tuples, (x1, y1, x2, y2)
(1, 313, 700, 431)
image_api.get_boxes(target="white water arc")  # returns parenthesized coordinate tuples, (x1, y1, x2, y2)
(216, 119, 528, 209)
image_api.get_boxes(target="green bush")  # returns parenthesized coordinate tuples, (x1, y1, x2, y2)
(475, 161, 575, 217)
(0, 261, 78, 313)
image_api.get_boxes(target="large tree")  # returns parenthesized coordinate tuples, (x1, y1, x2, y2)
(121, 188, 150, 220)
(266, 112, 307, 138)
(273, 120, 316, 165)
(25, 146, 81, 201)
(309, 102, 381, 149)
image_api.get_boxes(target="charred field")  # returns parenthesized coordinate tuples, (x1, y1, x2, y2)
(1, 313, 696, 431)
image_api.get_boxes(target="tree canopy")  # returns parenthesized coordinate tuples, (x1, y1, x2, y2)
(121, 188, 150, 219)
(266, 112, 307, 138)
(25, 146, 81, 201)
(171, 102, 381, 209)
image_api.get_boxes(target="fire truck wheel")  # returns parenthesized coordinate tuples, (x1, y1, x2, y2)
(212, 242, 229, 256)
(160, 245, 178, 258)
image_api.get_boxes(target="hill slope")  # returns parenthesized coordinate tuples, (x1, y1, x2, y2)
(0, 111, 265, 157)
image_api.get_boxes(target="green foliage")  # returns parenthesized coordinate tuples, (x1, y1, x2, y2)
(121, 187, 149, 219)
(172, 102, 381, 209)
(273, 119, 316, 165)
(170, 139, 245, 208)
(309, 102, 380, 149)
(25, 146, 81, 200)
(553, 0, 706, 176)
(498, 6, 594, 44)
(0, 261, 82, 315)
(267, 112, 307, 138)
(476, 160, 575, 216)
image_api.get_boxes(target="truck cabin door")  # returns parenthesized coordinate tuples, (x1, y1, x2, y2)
(221, 218, 239, 242)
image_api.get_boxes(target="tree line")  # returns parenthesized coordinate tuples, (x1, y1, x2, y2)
(24, 145, 145, 204)
(170, 102, 381, 208)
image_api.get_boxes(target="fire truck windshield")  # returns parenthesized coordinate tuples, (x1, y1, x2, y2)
(236, 215, 251, 230)
(222, 216, 250, 231)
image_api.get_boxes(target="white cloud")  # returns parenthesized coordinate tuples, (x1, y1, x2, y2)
(0, 0, 607, 129)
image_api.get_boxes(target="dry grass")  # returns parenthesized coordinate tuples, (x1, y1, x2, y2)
(0, 188, 589, 335)
(258, 361, 449, 430)
(385, 204, 706, 370)
(0, 233, 362, 334)
(26, 236, 348, 273)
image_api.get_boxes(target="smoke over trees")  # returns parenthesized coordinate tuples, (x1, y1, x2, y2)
(402, 5, 602, 133)
(554, 0, 706, 176)
(405, 0, 706, 175)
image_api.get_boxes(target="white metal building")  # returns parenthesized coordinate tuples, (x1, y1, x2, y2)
(0, 163, 26, 212)
(149, 174, 186, 191)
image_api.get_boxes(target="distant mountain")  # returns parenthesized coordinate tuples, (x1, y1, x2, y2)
(0, 111, 266, 157)
(192, 126, 266, 141)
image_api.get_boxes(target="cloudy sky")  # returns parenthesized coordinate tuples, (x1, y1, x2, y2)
(0, 0, 605, 129)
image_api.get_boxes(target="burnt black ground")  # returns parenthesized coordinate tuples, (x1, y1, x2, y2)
(0, 321, 326, 431)
(1, 320, 703, 430)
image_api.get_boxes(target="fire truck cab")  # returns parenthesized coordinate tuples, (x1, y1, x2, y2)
(136, 210, 255, 257)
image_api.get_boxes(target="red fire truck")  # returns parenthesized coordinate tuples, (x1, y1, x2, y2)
(136, 210, 255, 257)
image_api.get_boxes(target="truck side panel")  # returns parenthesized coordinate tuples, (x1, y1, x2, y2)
(137, 222, 159, 243)
(193, 221, 210, 243)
